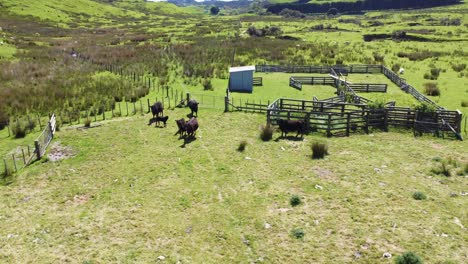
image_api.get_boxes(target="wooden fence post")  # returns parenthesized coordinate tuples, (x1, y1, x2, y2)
(384, 109, 389, 132)
(118, 102, 122, 116)
(126, 101, 129, 116)
(21, 149, 26, 164)
(102, 105, 106, 120)
(2, 158, 7, 175)
(140, 99, 143, 114)
(346, 113, 351, 137)
(133, 102, 136, 115)
(147, 99, 151, 113)
(365, 111, 370, 134)
(7, 124, 11, 137)
(327, 113, 332, 137)
(12, 154, 17, 172)
(224, 96, 229, 112)
(37, 114, 42, 129)
(305, 113, 310, 132)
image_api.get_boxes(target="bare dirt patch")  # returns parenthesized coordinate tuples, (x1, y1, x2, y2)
(47, 142, 76, 162)
(312, 166, 338, 182)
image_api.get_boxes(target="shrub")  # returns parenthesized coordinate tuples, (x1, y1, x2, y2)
(395, 251, 424, 264)
(290, 228, 305, 239)
(430, 68, 441, 78)
(373, 52, 385, 62)
(11, 120, 28, 138)
(327, 8, 339, 16)
(311, 142, 328, 159)
(414, 103, 436, 114)
(461, 100, 468, 107)
(423, 83, 440, 96)
(412, 192, 427, 200)
(290, 195, 302, 207)
(392, 63, 401, 73)
(84, 118, 92, 128)
(210, 6, 220, 15)
(260, 125, 273, 141)
(202, 78, 213, 91)
(237, 140, 247, 152)
(368, 100, 386, 110)
(451, 63, 466, 72)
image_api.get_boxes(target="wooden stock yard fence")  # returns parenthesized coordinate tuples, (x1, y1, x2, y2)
(265, 98, 462, 139)
(258, 64, 443, 109)
(2, 114, 56, 177)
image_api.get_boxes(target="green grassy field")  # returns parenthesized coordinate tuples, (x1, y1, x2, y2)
(0, 1, 468, 263)
(1, 107, 467, 263)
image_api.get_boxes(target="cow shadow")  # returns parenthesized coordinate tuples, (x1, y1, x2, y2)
(180, 135, 197, 148)
(275, 135, 305, 142)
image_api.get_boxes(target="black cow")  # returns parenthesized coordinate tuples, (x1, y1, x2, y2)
(175, 118, 187, 137)
(149, 116, 169, 127)
(277, 119, 306, 138)
(187, 99, 199, 117)
(185, 117, 198, 138)
(150, 101, 164, 118)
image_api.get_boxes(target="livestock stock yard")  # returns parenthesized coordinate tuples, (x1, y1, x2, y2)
(0, 0, 467, 263)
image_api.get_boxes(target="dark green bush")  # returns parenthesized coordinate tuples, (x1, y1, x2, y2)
(461, 100, 468, 107)
(414, 103, 436, 114)
(423, 83, 440, 96)
(290, 195, 302, 207)
(290, 228, 305, 239)
(237, 140, 247, 152)
(202, 78, 213, 91)
(11, 120, 28, 138)
(260, 125, 273, 141)
(392, 63, 401, 73)
(311, 142, 329, 159)
(412, 192, 427, 200)
(84, 118, 92, 128)
(395, 251, 423, 264)
(451, 63, 466, 72)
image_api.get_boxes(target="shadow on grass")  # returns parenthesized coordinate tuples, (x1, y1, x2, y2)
(180, 136, 197, 148)
(275, 135, 304, 142)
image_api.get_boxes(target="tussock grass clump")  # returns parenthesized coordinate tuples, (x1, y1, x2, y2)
(451, 63, 466, 72)
(461, 100, 468, 107)
(11, 120, 28, 138)
(260, 125, 273, 141)
(237, 140, 247, 152)
(395, 251, 423, 264)
(84, 118, 92, 128)
(412, 191, 427, 201)
(290, 228, 305, 239)
(423, 83, 440, 96)
(290, 195, 302, 207)
(311, 141, 328, 159)
(392, 63, 401, 73)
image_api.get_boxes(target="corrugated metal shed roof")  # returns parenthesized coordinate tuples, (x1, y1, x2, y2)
(229, 66, 256, 73)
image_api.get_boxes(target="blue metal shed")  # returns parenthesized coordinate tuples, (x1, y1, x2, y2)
(229, 66, 255, 93)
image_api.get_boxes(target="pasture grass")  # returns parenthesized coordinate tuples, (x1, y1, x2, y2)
(0, 107, 467, 262)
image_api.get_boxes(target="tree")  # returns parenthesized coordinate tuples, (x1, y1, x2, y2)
(210, 6, 220, 15)
(327, 8, 338, 16)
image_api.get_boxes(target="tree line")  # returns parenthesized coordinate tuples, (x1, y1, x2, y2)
(267, 0, 462, 14)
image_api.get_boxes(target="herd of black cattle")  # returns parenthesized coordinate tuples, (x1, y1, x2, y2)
(148, 99, 199, 139)
(148, 99, 306, 139)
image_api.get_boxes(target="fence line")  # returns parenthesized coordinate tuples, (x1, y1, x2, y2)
(2, 114, 56, 178)
(263, 98, 462, 139)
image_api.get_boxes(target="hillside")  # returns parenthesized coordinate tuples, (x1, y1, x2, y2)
(0, 1, 467, 263)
